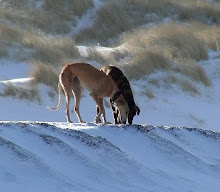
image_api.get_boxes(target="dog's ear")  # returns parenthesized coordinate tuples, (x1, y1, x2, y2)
(136, 106, 140, 115)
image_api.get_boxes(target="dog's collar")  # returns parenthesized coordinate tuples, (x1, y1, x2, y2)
(111, 91, 122, 102)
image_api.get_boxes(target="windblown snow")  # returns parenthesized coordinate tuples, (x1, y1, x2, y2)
(0, 122, 219, 192)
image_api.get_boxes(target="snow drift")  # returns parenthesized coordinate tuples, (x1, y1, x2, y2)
(0, 121, 219, 192)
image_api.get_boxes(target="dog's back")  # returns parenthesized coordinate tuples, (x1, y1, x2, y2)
(64, 63, 116, 96)
(101, 65, 135, 108)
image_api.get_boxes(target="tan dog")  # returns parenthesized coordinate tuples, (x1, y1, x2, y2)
(48, 63, 129, 124)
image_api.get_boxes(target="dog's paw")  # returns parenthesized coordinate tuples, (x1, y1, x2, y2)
(94, 118, 102, 124)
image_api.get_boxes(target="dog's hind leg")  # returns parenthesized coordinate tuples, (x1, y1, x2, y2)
(60, 72, 72, 123)
(72, 77, 85, 123)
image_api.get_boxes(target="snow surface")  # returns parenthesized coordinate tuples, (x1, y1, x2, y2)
(0, 0, 219, 190)
(0, 121, 219, 192)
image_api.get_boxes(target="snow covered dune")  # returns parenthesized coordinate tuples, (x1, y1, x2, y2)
(0, 122, 219, 192)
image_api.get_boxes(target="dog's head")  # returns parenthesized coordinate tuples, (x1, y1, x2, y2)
(128, 106, 140, 125)
(114, 95, 129, 124)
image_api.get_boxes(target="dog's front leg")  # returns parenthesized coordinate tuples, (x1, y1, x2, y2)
(96, 98, 107, 124)
(96, 106, 102, 123)
(110, 99, 120, 124)
(90, 93, 107, 124)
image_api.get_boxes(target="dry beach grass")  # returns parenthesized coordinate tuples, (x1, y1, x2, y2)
(0, 0, 219, 99)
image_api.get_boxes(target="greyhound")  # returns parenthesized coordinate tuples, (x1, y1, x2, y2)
(97, 65, 140, 124)
(48, 63, 129, 124)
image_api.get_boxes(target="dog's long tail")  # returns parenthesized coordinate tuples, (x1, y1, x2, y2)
(47, 82, 62, 110)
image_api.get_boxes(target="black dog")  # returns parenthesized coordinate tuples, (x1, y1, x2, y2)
(97, 65, 140, 124)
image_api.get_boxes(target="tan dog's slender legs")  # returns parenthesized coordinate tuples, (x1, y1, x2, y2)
(60, 75, 72, 123)
(72, 77, 85, 123)
(90, 93, 106, 123)
(98, 98, 107, 123)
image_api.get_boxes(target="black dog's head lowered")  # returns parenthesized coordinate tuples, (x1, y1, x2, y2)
(128, 105, 140, 125)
